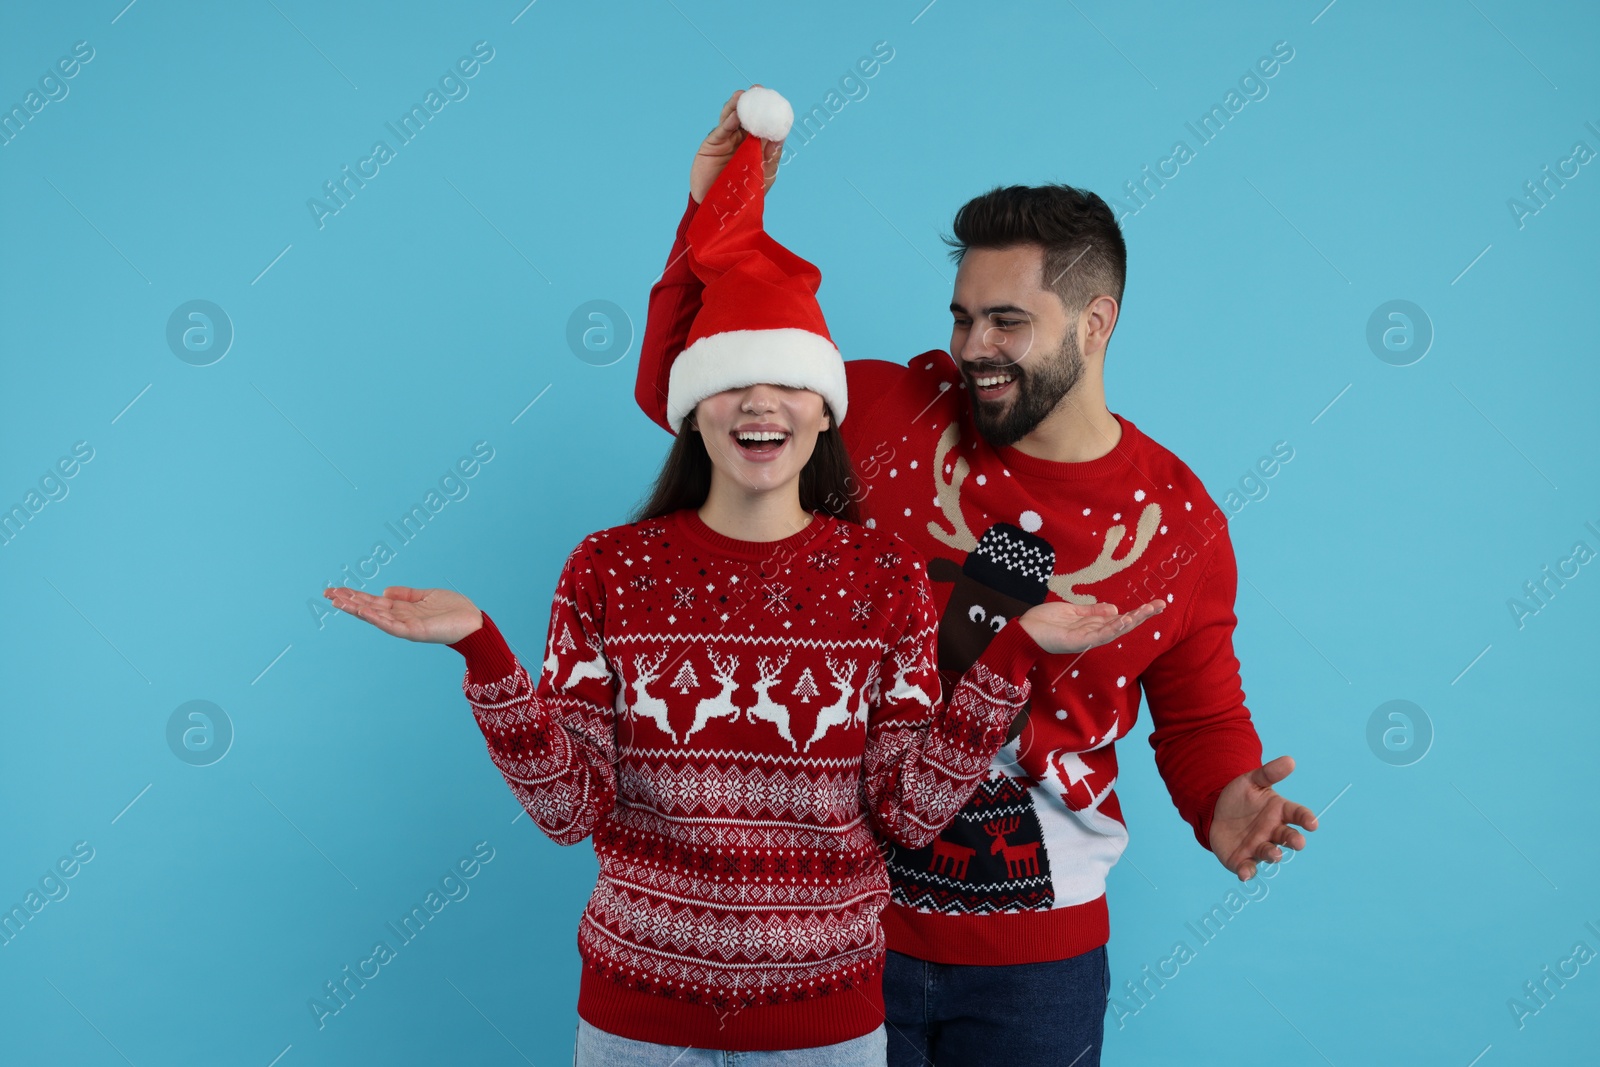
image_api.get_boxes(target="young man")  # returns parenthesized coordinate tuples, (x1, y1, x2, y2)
(635, 89, 1317, 1066)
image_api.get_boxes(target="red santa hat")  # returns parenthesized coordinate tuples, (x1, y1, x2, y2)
(640, 87, 848, 435)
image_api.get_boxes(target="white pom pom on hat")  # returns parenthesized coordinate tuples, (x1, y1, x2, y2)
(735, 86, 794, 141)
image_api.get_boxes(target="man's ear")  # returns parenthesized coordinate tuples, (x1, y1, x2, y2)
(1083, 293, 1119, 359)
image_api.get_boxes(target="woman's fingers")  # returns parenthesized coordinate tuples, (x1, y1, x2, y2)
(1116, 599, 1166, 629)
(325, 587, 409, 628)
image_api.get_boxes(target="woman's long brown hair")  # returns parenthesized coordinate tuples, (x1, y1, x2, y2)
(630, 403, 862, 526)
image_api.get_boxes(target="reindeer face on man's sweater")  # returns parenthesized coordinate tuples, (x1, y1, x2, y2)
(929, 520, 1056, 741)
(928, 558, 1035, 679)
(928, 520, 1052, 669)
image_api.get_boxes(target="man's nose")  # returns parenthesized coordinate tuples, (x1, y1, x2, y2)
(957, 325, 1001, 364)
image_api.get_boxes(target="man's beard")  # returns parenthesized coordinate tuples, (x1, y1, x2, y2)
(965, 329, 1085, 448)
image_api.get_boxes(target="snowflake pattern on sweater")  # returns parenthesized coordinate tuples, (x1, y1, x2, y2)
(638, 193, 1267, 968)
(450, 507, 1043, 1047)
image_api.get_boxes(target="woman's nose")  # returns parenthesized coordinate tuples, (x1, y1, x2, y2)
(741, 386, 779, 411)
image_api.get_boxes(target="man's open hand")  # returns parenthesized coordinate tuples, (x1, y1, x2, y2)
(1208, 755, 1317, 880)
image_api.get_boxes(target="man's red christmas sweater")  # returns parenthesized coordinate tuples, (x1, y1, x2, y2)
(449, 507, 1045, 1049)
(637, 194, 1265, 968)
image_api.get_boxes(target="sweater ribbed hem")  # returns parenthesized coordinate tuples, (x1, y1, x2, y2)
(881, 896, 1109, 966)
(576, 961, 886, 1051)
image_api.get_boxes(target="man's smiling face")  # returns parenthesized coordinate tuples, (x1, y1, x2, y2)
(949, 244, 1085, 449)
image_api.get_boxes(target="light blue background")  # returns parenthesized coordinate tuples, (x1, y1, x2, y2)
(3, 1, 1597, 1064)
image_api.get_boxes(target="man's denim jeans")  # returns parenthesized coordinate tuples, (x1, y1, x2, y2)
(883, 945, 1110, 1067)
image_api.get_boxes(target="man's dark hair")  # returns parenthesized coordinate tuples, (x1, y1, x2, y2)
(944, 184, 1127, 318)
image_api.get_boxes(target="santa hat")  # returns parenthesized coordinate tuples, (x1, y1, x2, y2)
(641, 87, 848, 435)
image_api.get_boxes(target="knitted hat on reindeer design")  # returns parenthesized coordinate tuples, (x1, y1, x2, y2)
(639, 87, 848, 435)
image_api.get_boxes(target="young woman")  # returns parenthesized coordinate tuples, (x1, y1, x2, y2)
(323, 89, 1161, 1065)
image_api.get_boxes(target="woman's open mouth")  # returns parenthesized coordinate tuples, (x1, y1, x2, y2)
(732, 429, 790, 462)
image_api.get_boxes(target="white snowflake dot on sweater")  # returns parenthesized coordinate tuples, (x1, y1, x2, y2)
(1134, 489, 1145, 501)
(1019, 510, 1042, 532)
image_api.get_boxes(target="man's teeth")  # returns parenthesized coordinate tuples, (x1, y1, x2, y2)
(975, 372, 1016, 387)
(736, 431, 788, 442)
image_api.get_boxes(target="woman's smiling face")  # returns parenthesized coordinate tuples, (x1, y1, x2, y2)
(689, 382, 831, 497)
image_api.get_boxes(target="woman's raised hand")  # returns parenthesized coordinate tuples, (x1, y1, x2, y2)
(1017, 598, 1166, 655)
(691, 86, 785, 204)
(322, 585, 484, 645)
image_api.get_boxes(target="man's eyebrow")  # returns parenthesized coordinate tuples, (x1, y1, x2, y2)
(949, 302, 1033, 317)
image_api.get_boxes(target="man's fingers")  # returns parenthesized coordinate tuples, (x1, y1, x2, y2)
(1248, 754, 1296, 793)
(1283, 801, 1318, 831)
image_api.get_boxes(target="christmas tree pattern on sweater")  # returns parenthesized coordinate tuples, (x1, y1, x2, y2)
(449, 507, 1044, 1046)
(639, 192, 1267, 967)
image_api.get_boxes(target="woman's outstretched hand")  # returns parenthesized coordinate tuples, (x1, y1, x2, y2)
(1017, 598, 1166, 655)
(323, 586, 483, 645)
(691, 86, 785, 204)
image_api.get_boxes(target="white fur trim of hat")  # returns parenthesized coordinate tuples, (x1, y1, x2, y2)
(666, 328, 848, 433)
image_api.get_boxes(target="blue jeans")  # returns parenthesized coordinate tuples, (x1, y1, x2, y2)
(882, 946, 1110, 1067)
(573, 1018, 888, 1066)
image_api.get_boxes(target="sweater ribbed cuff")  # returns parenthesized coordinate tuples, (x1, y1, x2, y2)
(448, 610, 518, 684)
(972, 618, 1048, 689)
(1193, 782, 1226, 852)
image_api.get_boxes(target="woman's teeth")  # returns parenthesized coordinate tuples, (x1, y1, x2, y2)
(734, 430, 789, 454)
